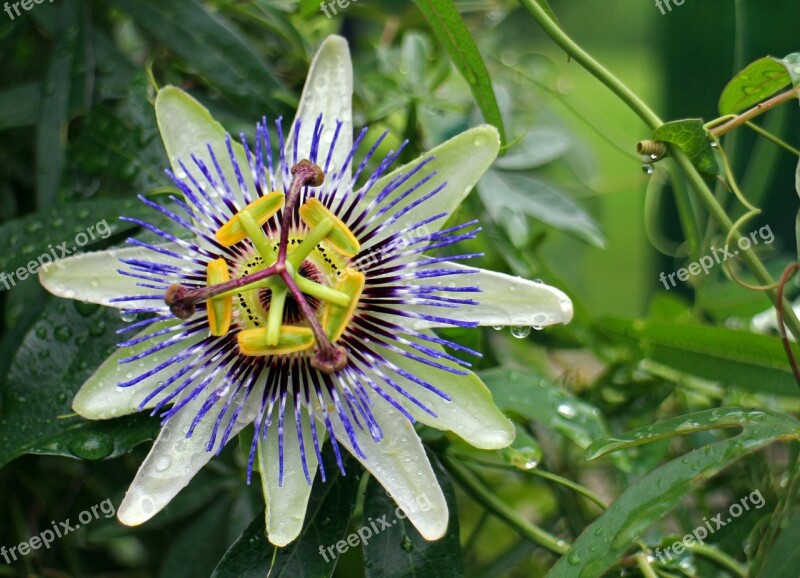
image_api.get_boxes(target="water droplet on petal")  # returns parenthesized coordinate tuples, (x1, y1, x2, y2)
(120, 311, 138, 323)
(155, 456, 171, 472)
(510, 326, 531, 339)
(492, 325, 504, 331)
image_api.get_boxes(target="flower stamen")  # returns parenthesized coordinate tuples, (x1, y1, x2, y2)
(164, 159, 360, 374)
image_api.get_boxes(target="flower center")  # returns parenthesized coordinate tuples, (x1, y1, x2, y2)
(164, 160, 365, 374)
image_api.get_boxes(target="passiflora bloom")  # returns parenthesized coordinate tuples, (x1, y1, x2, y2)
(39, 36, 573, 545)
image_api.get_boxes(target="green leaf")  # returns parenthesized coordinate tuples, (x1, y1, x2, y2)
(413, 0, 506, 145)
(0, 199, 155, 292)
(0, 298, 127, 468)
(108, 0, 288, 116)
(478, 169, 606, 248)
(652, 119, 718, 176)
(598, 318, 800, 397)
(363, 453, 463, 578)
(0, 83, 40, 130)
(160, 493, 249, 578)
(35, 0, 80, 205)
(480, 368, 610, 450)
(211, 448, 361, 578)
(494, 127, 571, 170)
(586, 407, 776, 460)
(718, 56, 793, 115)
(548, 409, 800, 578)
(22, 413, 160, 460)
(756, 510, 800, 578)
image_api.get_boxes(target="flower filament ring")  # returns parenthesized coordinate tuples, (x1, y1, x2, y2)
(164, 160, 365, 374)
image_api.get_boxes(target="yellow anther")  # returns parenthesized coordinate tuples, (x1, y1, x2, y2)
(215, 192, 284, 247)
(298, 197, 360, 257)
(321, 267, 365, 342)
(237, 326, 315, 356)
(206, 258, 232, 336)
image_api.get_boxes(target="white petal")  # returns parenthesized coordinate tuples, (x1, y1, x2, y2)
(117, 382, 257, 526)
(287, 35, 353, 186)
(361, 126, 500, 247)
(397, 261, 573, 330)
(156, 86, 253, 206)
(258, 400, 320, 547)
(321, 392, 449, 540)
(39, 244, 182, 308)
(369, 337, 514, 450)
(73, 320, 205, 420)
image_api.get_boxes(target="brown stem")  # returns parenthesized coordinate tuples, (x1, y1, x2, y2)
(776, 262, 800, 389)
(710, 87, 800, 139)
(165, 263, 277, 319)
(277, 160, 324, 264)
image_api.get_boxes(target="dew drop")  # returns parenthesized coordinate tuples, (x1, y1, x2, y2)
(56, 392, 68, 404)
(649, 153, 659, 160)
(473, 135, 486, 148)
(26, 222, 43, 234)
(120, 311, 138, 323)
(400, 535, 414, 552)
(155, 455, 171, 472)
(492, 325, 504, 331)
(35, 327, 48, 339)
(74, 301, 99, 317)
(710, 141, 718, 148)
(89, 319, 107, 337)
(54, 325, 73, 342)
(510, 326, 531, 339)
(68, 432, 114, 460)
(642, 163, 654, 175)
(557, 403, 577, 418)
(567, 550, 581, 565)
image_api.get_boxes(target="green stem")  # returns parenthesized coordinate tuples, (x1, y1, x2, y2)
(672, 149, 800, 340)
(686, 543, 746, 577)
(520, 0, 800, 343)
(443, 456, 569, 555)
(636, 552, 659, 578)
(451, 452, 608, 510)
(745, 121, 800, 157)
(518, 0, 662, 130)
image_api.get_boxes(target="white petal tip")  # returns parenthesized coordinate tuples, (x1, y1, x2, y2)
(466, 419, 516, 450)
(413, 510, 449, 540)
(559, 294, 574, 324)
(116, 495, 155, 527)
